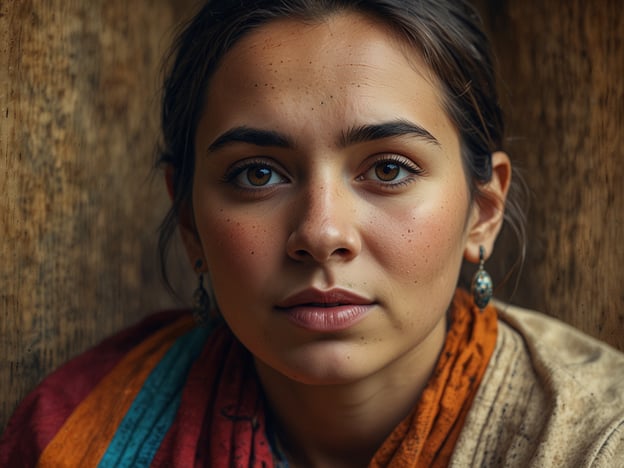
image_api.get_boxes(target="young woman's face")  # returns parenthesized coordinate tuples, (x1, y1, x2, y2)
(191, 13, 479, 384)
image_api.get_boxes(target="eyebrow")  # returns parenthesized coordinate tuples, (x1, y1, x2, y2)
(207, 126, 293, 153)
(206, 119, 440, 153)
(340, 119, 440, 147)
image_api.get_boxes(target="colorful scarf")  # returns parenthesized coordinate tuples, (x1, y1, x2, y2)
(0, 289, 497, 467)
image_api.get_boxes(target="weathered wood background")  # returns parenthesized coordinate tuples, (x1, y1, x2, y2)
(0, 0, 195, 431)
(474, 0, 624, 349)
(1, 0, 622, 432)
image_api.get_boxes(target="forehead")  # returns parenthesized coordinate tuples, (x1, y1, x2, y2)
(214, 12, 438, 90)
(200, 12, 457, 152)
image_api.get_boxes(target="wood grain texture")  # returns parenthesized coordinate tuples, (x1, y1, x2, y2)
(0, 0, 195, 431)
(1, 0, 622, 437)
(474, 0, 624, 349)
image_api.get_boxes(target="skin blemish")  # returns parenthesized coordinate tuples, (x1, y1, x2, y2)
(193, 12, 474, 396)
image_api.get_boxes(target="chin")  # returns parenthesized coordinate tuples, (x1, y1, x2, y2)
(261, 340, 382, 386)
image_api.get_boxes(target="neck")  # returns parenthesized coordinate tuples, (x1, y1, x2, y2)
(255, 314, 447, 468)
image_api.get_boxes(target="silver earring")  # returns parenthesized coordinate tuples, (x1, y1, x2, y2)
(193, 259, 211, 326)
(471, 246, 493, 309)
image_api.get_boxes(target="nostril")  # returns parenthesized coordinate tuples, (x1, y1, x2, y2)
(295, 249, 309, 258)
(334, 248, 350, 257)
(292, 247, 350, 261)
(287, 226, 361, 263)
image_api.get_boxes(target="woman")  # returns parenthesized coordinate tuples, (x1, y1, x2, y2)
(2, 0, 623, 466)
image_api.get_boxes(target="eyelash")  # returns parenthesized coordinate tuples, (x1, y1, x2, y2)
(222, 158, 288, 190)
(222, 154, 424, 192)
(358, 155, 424, 187)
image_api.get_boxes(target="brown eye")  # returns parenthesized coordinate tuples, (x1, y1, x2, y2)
(357, 156, 422, 187)
(246, 166, 272, 186)
(231, 162, 287, 189)
(374, 162, 400, 181)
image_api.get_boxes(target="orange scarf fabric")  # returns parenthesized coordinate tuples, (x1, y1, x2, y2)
(369, 288, 498, 467)
(1, 289, 496, 467)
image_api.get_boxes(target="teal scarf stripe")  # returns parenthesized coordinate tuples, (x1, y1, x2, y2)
(97, 326, 209, 468)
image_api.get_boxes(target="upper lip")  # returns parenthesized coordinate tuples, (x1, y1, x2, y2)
(275, 288, 374, 309)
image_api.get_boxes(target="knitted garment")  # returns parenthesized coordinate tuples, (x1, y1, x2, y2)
(369, 288, 497, 467)
(448, 302, 624, 467)
(0, 290, 497, 467)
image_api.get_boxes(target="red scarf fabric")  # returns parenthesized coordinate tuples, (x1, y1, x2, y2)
(0, 289, 497, 467)
(186, 288, 497, 466)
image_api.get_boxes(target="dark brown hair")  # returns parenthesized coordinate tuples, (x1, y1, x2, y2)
(157, 0, 526, 291)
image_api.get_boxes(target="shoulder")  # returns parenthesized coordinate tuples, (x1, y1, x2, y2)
(0, 309, 194, 467)
(452, 302, 624, 467)
(498, 302, 624, 388)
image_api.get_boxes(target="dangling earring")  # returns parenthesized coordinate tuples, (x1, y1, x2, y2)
(471, 246, 493, 309)
(193, 259, 211, 326)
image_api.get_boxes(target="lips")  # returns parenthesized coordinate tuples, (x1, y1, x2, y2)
(275, 288, 374, 332)
(276, 288, 373, 308)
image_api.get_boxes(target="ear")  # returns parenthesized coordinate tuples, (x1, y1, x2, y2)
(464, 151, 512, 263)
(165, 167, 206, 272)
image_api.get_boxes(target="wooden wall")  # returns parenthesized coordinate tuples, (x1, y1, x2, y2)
(1, 0, 622, 432)
(474, 0, 624, 350)
(0, 0, 195, 431)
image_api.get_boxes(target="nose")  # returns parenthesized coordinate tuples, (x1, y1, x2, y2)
(286, 183, 361, 264)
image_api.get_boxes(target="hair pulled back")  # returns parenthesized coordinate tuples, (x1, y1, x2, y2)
(157, 0, 526, 289)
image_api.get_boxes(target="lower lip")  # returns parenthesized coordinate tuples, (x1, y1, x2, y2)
(279, 304, 373, 332)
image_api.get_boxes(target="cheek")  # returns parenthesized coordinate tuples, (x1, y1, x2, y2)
(366, 186, 469, 281)
(195, 203, 282, 290)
